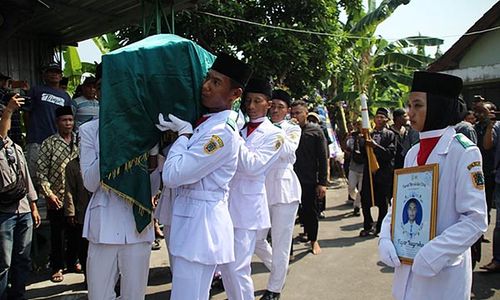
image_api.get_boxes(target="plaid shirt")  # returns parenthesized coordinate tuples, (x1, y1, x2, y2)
(37, 132, 78, 201)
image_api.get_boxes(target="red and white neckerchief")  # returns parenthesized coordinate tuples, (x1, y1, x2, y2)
(417, 128, 446, 166)
(246, 117, 266, 137)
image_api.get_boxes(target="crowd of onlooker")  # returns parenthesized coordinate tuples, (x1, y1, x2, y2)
(0, 64, 102, 296)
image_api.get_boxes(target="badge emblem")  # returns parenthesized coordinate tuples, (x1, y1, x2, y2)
(275, 136, 284, 150)
(204, 135, 224, 154)
(470, 171, 485, 190)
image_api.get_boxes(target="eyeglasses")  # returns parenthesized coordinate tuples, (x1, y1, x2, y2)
(5, 147, 15, 165)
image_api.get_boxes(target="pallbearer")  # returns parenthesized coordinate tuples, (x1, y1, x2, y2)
(157, 53, 252, 300)
(220, 79, 285, 300)
(378, 71, 488, 300)
(254, 89, 301, 300)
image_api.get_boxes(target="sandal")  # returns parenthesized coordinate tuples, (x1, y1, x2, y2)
(480, 260, 500, 272)
(50, 270, 64, 283)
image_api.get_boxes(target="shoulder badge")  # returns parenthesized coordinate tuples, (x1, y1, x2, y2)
(455, 133, 474, 149)
(289, 131, 300, 142)
(204, 135, 224, 154)
(467, 161, 481, 170)
(226, 117, 237, 131)
(275, 135, 284, 150)
(470, 171, 485, 190)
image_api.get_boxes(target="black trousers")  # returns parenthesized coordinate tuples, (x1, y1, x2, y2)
(74, 224, 88, 276)
(47, 209, 79, 272)
(300, 184, 319, 241)
(485, 173, 495, 223)
(360, 175, 391, 233)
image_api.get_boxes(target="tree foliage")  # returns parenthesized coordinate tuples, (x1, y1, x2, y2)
(169, 0, 347, 97)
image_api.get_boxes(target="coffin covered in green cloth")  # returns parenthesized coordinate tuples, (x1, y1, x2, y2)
(99, 34, 215, 232)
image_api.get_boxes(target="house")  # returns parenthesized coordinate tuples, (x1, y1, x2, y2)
(428, 1, 500, 107)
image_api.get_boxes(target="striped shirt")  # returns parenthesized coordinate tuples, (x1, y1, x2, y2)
(71, 96, 99, 128)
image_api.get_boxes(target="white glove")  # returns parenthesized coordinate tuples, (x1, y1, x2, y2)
(378, 238, 401, 267)
(156, 113, 173, 132)
(156, 113, 193, 135)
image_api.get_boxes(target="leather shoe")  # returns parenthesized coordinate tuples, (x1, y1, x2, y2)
(260, 290, 280, 300)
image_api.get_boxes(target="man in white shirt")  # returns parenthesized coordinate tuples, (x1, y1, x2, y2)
(156, 53, 252, 300)
(79, 66, 160, 300)
(254, 89, 301, 300)
(219, 79, 285, 300)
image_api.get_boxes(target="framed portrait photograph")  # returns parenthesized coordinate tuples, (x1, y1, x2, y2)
(391, 164, 439, 264)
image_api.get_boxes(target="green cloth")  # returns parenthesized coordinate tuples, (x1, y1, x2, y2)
(99, 34, 215, 232)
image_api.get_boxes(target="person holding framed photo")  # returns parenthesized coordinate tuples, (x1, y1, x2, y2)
(378, 71, 488, 300)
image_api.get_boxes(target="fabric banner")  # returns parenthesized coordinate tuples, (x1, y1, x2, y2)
(99, 34, 215, 232)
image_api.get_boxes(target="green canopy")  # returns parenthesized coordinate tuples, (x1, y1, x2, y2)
(99, 34, 215, 232)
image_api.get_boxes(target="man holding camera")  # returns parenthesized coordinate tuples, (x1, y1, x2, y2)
(479, 103, 500, 272)
(0, 94, 41, 299)
(0, 73, 28, 146)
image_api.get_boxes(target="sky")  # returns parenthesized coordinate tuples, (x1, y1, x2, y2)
(77, 0, 499, 63)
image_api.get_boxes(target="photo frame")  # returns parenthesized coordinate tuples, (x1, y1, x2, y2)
(391, 164, 439, 264)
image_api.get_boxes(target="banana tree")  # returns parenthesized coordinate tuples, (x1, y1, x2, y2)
(93, 33, 122, 54)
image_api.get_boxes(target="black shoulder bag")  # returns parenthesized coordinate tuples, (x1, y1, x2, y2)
(0, 146, 27, 207)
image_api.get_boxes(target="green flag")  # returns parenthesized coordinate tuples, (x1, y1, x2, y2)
(99, 34, 215, 232)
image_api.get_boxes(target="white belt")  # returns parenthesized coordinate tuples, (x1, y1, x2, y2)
(176, 188, 225, 202)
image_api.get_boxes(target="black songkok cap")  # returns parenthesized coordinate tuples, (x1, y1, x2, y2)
(211, 53, 253, 87)
(376, 107, 390, 118)
(393, 108, 406, 119)
(245, 78, 273, 98)
(272, 89, 291, 107)
(55, 106, 73, 118)
(411, 71, 463, 99)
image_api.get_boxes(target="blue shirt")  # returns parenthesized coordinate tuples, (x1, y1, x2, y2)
(27, 85, 71, 144)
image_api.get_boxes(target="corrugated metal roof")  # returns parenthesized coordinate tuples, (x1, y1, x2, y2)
(2, 0, 201, 44)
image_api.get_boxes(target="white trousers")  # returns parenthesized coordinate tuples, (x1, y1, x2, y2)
(170, 256, 216, 300)
(254, 202, 299, 293)
(87, 242, 151, 300)
(348, 169, 363, 208)
(219, 228, 257, 300)
(163, 225, 174, 273)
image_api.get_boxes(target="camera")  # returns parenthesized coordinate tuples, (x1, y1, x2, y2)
(4, 92, 31, 108)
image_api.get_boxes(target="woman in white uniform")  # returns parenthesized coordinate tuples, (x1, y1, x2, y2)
(378, 71, 488, 300)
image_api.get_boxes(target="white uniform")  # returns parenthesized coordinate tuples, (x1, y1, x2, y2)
(161, 110, 240, 300)
(379, 126, 488, 300)
(220, 117, 284, 300)
(79, 119, 156, 300)
(254, 119, 301, 293)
